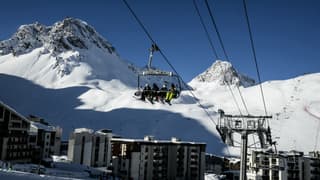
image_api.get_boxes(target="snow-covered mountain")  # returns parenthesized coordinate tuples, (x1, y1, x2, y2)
(0, 18, 136, 88)
(191, 60, 255, 87)
(0, 18, 319, 156)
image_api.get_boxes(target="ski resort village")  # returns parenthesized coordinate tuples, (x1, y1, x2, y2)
(0, 0, 320, 180)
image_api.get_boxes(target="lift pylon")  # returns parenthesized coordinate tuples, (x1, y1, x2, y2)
(216, 109, 273, 180)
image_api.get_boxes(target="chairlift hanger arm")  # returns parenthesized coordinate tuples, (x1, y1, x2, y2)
(147, 44, 160, 70)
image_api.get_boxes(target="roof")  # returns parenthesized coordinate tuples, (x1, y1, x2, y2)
(74, 128, 94, 134)
(0, 100, 30, 123)
(31, 121, 56, 132)
(111, 137, 206, 146)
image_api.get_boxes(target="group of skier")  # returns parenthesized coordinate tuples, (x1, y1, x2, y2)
(140, 83, 179, 104)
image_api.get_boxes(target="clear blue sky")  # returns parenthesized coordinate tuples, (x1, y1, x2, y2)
(0, 0, 319, 82)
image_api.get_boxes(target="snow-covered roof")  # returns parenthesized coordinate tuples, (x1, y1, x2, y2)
(74, 128, 94, 134)
(95, 129, 112, 135)
(31, 122, 56, 132)
(111, 137, 206, 146)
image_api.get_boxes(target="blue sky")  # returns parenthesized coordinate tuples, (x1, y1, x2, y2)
(0, 0, 319, 82)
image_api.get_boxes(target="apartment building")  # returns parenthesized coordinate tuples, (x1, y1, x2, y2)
(304, 151, 320, 180)
(28, 115, 62, 162)
(111, 136, 206, 180)
(205, 154, 225, 174)
(247, 150, 305, 180)
(0, 101, 32, 163)
(68, 128, 112, 167)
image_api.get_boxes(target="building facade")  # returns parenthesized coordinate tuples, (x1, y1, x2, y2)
(304, 151, 320, 180)
(0, 101, 32, 163)
(247, 150, 287, 180)
(111, 136, 206, 180)
(28, 116, 62, 162)
(247, 150, 308, 180)
(68, 128, 112, 167)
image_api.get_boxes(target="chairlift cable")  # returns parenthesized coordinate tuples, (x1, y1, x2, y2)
(204, 0, 249, 115)
(242, 0, 268, 117)
(204, 0, 229, 60)
(242, 0, 274, 150)
(122, 0, 218, 126)
(236, 86, 249, 115)
(192, 0, 219, 59)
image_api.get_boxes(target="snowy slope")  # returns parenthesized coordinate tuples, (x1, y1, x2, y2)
(0, 18, 319, 156)
(190, 71, 320, 154)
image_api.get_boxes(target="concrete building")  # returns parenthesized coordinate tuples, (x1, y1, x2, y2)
(111, 136, 206, 180)
(28, 115, 62, 162)
(304, 151, 320, 180)
(92, 129, 112, 167)
(0, 101, 32, 163)
(205, 154, 225, 174)
(285, 151, 304, 180)
(247, 150, 304, 180)
(247, 150, 287, 180)
(68, 128, 112, 167)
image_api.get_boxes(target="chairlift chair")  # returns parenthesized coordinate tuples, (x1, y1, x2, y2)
(135, 44, 182, 99)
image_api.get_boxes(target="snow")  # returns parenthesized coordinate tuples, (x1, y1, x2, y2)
(0, 159, 107, 179)
(0, 170, 78, 180)
(205, 173, 224, 180)
(74, 128, 94, 134)
(0, 18, 320, 157)
(306, 101, 320, 119)
(31, 122, 56, 132)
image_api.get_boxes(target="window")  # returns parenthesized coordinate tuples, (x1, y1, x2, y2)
(4, 109, 10, 122)
(0, 106, 4, 119)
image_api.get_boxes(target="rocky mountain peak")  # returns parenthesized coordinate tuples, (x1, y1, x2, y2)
(0, 17, 115, 56)
(194, 60, 255, 87)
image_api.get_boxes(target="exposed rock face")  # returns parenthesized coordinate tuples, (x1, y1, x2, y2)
(194, 60, 255, 87)
(0, 17, 115, 56)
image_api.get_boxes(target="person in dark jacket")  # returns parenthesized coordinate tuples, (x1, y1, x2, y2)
(152, 83, 160, 101)
(141, 84, 151, 101)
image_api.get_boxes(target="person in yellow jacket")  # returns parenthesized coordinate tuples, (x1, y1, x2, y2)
(165, 84, 176, 103)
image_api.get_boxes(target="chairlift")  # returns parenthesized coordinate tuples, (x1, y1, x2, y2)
(135, 44, 182, 100)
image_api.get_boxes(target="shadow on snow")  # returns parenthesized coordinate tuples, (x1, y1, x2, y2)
(0, 74, 225, 155)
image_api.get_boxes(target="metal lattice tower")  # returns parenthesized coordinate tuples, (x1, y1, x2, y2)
(216, 109, 273, 180)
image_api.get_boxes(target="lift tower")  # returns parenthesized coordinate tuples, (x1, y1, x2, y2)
(216, 109, 273, 180)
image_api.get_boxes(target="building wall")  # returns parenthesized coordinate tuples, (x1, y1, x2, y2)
(68, 131, 93, 166)
(247, 150, 308, 180)
(91, 132, 112, 167)
(0, 103, 31, 163)
(130, 152, 140, 179)
(68, 129, 112, 167)
(111, 138, 206, 180)
(303, 152, 320, 180)
(53, 127, 62, 155)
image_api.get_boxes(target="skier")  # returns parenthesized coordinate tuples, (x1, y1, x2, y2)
(159, 84, 168, 101)
(151, 83, 160, 101)
(165, 83, 177, 104)
(141, 84, 151, 101)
